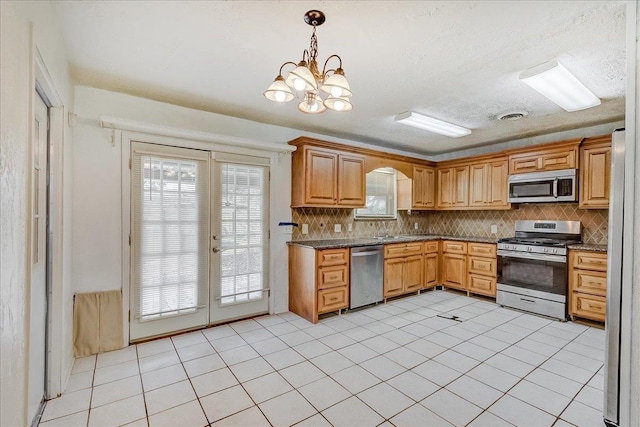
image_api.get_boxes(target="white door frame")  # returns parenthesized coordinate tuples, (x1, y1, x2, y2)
(32, 46, 67, 401)
(120, 130, 279, 343)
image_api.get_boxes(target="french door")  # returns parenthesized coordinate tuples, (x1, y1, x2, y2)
(210, 156, 269, 324)
(130, 142, 269, 341)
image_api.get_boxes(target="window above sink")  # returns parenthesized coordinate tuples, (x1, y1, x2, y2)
(354, 167, 397, 220)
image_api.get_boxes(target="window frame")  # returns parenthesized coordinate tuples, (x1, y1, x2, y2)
(354, 167, 398, 220)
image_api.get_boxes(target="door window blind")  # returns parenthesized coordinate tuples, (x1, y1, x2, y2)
(219, 163, 267, 305)
(131, 142, 209, 320)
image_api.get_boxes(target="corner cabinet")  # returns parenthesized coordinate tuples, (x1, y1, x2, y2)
(579, 135, 611, 209)
(291, 144, 365, 208)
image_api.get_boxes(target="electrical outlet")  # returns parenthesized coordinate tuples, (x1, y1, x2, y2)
(301, 224, 309, 235)
(347, 223, 353, 232)
(334, 224, 342, 233)
(414, 222, 419, 230)
(491, 224, 498, 234)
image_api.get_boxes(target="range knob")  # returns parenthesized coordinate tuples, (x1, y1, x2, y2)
(527, 246, 532, 252)
(544, 248, 549, 253)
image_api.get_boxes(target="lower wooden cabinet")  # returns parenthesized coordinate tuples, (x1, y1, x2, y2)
(383, 242, 424, 298)
(289, 246, 349, 323)
(466, 243, 497, 297)
(424, 241, 439, 290)
(569, 249, 607, 323)
(441, 242, 467, 291)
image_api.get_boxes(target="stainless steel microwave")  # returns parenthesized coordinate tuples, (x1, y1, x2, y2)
(507, 169, 577, 203)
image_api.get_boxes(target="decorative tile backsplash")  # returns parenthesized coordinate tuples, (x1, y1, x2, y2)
(291, 204, 608, 245)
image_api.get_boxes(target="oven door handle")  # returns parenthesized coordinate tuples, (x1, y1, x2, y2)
(497, 250, 566, 263)
(553, 178, 558, 198)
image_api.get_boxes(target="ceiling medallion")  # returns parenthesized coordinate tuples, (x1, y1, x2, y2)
(263, 10, 353, 114)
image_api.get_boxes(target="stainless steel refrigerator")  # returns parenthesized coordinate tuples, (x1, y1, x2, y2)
(604, 128, 630, 426)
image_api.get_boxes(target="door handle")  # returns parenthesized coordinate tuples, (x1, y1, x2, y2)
(212, 247, 221, 253)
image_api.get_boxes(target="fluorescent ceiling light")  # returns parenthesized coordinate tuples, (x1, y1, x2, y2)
(394, 112, 471, 138)
(519, 60, 601, 112)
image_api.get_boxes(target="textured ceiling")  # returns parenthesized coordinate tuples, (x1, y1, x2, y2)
(54, 1, 626, 155)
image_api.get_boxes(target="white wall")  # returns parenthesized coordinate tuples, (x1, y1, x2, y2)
(0, 1, 74, 425)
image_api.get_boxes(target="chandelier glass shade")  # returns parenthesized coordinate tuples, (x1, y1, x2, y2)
(264, 10, 353, 114)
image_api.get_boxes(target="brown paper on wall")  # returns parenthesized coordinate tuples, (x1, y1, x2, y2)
(73, 290, 124, 357)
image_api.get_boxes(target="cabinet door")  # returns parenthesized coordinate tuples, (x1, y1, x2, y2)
(452, 166, 469, 207)
(437, 168, 453, 208)
(442, 253, 466, 290)
(412, 167, 425, 208)
(469, 163, 489, 207)
(305, 148, 338, 205)
(338, 154, 365, 206)
(509, 154, 541, 174)
(487, 159, 509, 207)
(404, 255, 424, 292)
(413, 166, 435, 209)
(384, 258, 405, 297)
(424, 253, 438, 288)
(579, 144, 611, 209)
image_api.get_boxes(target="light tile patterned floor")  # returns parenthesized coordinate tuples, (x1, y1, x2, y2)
(40, 290, 606, 427)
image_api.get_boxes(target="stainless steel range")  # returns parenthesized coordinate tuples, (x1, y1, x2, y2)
(496, 220, 581, 320)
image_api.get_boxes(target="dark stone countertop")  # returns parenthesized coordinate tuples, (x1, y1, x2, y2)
(567, 243, 608, 253)
(287, 234, 499, 250)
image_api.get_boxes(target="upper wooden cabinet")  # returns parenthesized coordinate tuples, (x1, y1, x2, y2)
(469, 158, 509, 209)
(291, 144, 365, 208)
(508, 138, 581, 174)
(437, 165, 469, 209)
(412, 166, 436, 209)
(338, 154, 366, 206)
(579, 135, 612, 209)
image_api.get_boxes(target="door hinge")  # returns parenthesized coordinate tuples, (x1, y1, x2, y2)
(128, 234, 131, 246)
(129, 158, 132, 170)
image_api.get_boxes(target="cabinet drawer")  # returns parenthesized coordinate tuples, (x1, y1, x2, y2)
(571, 251, 607, 272)
(317, 265, 349, 290)
(468, 274, 496, 297)
(317, 249, 349, 267)
(571, 270, 607, 297)
(442, 241, 467, 254)
(468, 256, 497, 276)
(570, 293, 606, 322)
(424, 241, 439, 253)
(384, 242, 424, 258)
(468, 243, 496, 258)
(318, 287, 348, 313)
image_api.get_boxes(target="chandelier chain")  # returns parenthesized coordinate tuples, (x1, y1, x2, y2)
(309, 26, 318, 63)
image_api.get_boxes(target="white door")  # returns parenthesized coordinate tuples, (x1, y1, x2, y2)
(129, 146, 270, 340)
(28, 91, 48, 424)
(129, 142, 210, 341)
(210, 157, 269, 324)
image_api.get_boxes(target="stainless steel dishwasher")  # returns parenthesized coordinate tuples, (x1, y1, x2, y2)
(350, 245, 384, 309)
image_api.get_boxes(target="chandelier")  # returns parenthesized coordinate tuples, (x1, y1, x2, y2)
(263, 10, 353, 114)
